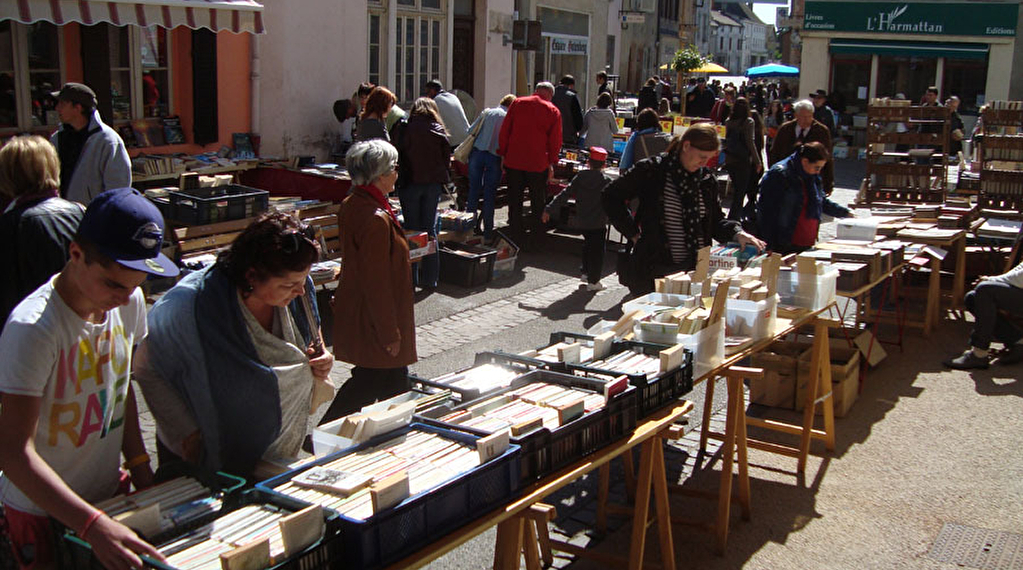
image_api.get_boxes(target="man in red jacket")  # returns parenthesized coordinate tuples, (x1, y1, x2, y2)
(498, 82, 562, 249)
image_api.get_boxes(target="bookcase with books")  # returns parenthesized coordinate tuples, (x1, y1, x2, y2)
(864, 101, 950, 204)
(977, 101, 1023, 216)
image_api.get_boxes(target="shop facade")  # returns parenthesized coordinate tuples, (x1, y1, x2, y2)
(799, 0, 1020, 118)
(1, 0, 262, 154)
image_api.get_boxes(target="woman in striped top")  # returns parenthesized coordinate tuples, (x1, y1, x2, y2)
(603, 122, 765, 295)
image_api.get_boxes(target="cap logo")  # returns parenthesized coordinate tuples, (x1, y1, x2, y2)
(144, 259, 166, 274)
(133, 222, 163, 250)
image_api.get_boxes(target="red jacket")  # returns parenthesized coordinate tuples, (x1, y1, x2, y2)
(498, 95, 562, 172)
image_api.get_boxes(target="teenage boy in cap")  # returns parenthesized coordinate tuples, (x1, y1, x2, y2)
(811, 89, 837, 142)
(0, 188, 177, 570)
(542, 147, 612, 291)
(50, 82, 132, 206)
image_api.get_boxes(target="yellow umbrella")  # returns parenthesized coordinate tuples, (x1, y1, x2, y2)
(692, 61, 729, 73)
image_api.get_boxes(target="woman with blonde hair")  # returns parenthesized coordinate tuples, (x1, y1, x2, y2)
(356, 86, 397, 142)
(603, 123, 765, 294)
(0, 135, 84, 328)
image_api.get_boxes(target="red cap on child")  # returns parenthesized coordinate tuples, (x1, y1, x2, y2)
(588, 146, 608, 162)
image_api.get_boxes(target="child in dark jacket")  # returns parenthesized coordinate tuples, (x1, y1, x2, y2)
(543, 147, 612, 291)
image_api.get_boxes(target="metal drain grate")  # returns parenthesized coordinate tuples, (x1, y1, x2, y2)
(928, 523, 1023, 570)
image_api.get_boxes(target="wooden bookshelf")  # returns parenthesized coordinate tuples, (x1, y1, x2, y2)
(978, 102, 1023, 212)
(863, 104, 949, 204)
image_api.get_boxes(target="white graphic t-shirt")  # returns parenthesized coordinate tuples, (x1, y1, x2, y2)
(0, 276, 147, 515)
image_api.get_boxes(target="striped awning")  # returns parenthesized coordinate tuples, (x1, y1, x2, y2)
(2, 0, 265, 34)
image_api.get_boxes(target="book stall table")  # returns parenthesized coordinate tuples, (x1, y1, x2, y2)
(895, 227, 968, 335)
(380, 401, 696, 570)
(239, 167, 354, 203)
(834, 262, 909, 353)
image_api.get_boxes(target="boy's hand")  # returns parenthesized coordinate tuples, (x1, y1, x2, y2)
(541, 212, 550, 224)
(86, 514, 166, 570)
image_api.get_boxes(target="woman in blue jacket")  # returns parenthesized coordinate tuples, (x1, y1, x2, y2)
(755, 142, 851, 254)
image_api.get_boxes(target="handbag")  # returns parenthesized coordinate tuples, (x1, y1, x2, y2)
(615, 238, 636, 288)
(453, 116, 485, 164)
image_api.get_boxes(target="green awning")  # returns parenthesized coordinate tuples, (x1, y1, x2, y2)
(829, 39, 989, 60)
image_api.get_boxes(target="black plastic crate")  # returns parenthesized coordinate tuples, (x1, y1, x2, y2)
(168, 184, 269, 225)
(545, 332, 694, 418)
(410, 354, 545, 402)
(417, 369, 637, 483)
(61, 471, 249, 569)
(438, 242, 496, 287)
(257, 423, 520, 570)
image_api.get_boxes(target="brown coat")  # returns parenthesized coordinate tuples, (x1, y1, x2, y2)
(769, 119, 834, 193)
(332, 187, 417, 369)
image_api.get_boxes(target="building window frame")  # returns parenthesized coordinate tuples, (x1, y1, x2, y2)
(394, 12, 445, 105)
(110, 25, 174, 123)
(368, 12, 383, 87)
(0, 21, 66, 133)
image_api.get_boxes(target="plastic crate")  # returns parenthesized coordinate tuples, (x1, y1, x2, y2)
(726, 295, 778, 342)
(777, 268, 839, 310)
(410, 356, 543, 402)
(544, 331, 694, 416)
(258, 424, 520, 570)
(416, 369, 637, 482)
(168, 184, 269, 225)
(310, 388, 449, 456)
(438, 242, 497, 287)
(61, 471, 248, 570)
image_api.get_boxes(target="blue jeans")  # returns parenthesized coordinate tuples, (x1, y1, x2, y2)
(399, 182, 442, 288)
(467, 148, 502, 237)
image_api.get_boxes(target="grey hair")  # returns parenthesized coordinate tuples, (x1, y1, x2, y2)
(536, 81, 555, 94)
(345, 140, 398, 186)
(793, 99, 814, 114)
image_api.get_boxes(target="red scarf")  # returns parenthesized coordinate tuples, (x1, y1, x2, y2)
(358, 184, 401, 227)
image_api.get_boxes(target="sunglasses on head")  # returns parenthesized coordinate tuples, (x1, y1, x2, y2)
(282, 224, 318, 255)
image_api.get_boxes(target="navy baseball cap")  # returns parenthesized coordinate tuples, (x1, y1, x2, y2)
(78, 188, 179, 277)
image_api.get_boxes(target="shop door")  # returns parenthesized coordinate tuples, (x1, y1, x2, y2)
(452, 18, 474, 96)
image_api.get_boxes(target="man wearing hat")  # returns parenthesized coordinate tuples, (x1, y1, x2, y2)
(50, 83, 132, 205)
(0, 188, 176, 570)
(812, 89, 837, 142)
(542, 147, 612, 290)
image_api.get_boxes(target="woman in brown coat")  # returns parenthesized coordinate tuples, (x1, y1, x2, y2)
(321, 139, 417, 423)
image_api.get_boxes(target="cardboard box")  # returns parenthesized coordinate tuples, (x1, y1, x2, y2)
(795, 346, 860, 417)
(749, 341, 811, 409)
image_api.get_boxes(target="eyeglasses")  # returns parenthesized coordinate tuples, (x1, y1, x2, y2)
(282, 224, 318, 255)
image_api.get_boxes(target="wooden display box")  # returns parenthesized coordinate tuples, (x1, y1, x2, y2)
(749, 340, 811, 409)
(795, 346, 860, 417)
(832, 249, 883, 283)
(832, 261, 870, 292)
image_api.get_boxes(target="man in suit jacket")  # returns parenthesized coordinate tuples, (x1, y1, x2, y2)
(769, 99, 834, 194)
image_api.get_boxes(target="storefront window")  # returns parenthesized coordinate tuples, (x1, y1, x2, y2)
(140, 26, 169, 117)
(876, 55, 936, 104)
(27, 23, 61, 127)
(108, 26, 132, 121)
(943, 57, 987, 114)
(0, 22, 15, 128)
(537, 7, 590, 104)
(830, 54, 870, 115)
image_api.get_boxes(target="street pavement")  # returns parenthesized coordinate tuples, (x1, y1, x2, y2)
(132, 158, 1023, 569)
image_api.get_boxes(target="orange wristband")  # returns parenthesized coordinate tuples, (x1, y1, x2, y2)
(80, 510, 103, 539)
(123, 453, 150, 470)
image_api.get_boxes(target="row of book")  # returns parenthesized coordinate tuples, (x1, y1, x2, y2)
(159, 504, 289, 569)
(132, 154, 187, 176)
(439, 382, 604, 434)
(429, 363, 521, 396)
(93, 477, 223, 538)
(982, 143, 1023, 163)
(979, 179, 1023, 196)
(270, 429, 480, 521)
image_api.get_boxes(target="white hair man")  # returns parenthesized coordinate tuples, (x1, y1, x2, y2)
(496, 82, 563, 249)
(768, 99, 834, 194)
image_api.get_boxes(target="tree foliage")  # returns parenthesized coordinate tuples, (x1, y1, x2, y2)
(670, 45, 709, 75)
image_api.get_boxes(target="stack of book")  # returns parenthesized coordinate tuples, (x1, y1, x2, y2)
(271, 429, 481, 521)
(94, 477, 224, 538)
(158, 504, 290, 569)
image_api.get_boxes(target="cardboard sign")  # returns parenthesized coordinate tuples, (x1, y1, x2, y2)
(604, 375, 630, 401)
(279, 505, 325, 558)
(660, 120, 674, 133)
(220, 538, 270, 570)
(593, 332, 615, 360)
(616, 117, 626, 130)
(370, 471, 410, 513)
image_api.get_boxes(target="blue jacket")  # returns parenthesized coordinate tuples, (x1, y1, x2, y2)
(755, 151, 850, 251)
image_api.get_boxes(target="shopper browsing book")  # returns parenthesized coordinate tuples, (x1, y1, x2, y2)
(135, 212, 333, 478)
(943, 260, 1023, 370)
(0, 188, 177, 570)
(603, 122, 765, 296)
(321, 140, 417, 424)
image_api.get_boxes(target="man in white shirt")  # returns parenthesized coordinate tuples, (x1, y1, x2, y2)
(0, 187, 178, 570)
(425, 79, 470, 147)
(944, 259, 1023, 369)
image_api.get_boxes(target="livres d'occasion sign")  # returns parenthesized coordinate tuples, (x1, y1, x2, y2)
(804, 2, 1016, 37)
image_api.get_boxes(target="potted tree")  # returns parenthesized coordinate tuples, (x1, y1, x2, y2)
(671, 45, 709, 116)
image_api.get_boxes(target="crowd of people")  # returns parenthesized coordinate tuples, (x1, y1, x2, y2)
(0, 71, 1015, 570)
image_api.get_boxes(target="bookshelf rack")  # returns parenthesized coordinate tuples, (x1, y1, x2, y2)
(864, 103, 949, 204)
(978, 102, 1023, 214)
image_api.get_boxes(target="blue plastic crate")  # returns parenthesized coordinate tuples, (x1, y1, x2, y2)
(417, 368, 637, 482)
(257, 423, 520, 570)
(410, 355, 546, 403)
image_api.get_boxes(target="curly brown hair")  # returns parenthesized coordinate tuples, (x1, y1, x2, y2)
(216, 211, 320, 294)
